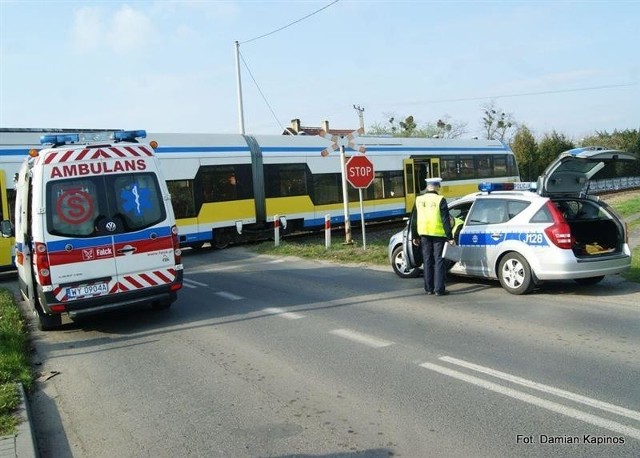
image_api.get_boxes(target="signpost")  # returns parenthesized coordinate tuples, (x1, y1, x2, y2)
(345, 155, 374, 249)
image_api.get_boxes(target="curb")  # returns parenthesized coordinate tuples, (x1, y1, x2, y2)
(0, 384, 38, 458)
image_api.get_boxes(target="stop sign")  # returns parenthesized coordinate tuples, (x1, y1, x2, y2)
(345, 155, 374, 188)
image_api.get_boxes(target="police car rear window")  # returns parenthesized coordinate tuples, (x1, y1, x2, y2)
(467, 199, 530, 225)
(46, 173, 166, 237)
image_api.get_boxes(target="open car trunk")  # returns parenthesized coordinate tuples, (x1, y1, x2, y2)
(553, 198, 624, 259)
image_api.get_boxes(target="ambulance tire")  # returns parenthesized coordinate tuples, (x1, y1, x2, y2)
(574, 275, 605, 286)
(498, 252, 534, 295)
(37, 310, 62, 331)
(151, 299, 172, 311)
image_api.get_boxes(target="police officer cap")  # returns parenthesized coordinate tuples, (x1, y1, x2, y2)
(425, 177, 442, 186)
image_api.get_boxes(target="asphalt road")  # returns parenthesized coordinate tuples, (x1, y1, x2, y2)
(5, 245, 640, 458)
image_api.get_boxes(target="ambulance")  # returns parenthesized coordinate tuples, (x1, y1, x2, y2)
(11, 130, 183, 330)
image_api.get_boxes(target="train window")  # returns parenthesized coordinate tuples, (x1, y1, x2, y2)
(507, 155, 519, 177)
(264, 164, 307, 197)
(493, 155, 508, 177)
(311, 173, 341, 205)
(441, 157, 458, 180)
(476, 155, 492, 178)
(197, 165, 253, 202)
(459, 155, 475, 179)
(167, 180, 196, 219)
(385, 171, 404, 198)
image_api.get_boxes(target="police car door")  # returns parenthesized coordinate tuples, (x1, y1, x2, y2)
(456, 198, 509, 277)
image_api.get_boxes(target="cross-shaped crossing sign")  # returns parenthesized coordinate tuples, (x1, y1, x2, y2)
(319, 127, 366, 156)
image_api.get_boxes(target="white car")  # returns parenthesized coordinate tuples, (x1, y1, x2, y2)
(389, 147, 636, 294)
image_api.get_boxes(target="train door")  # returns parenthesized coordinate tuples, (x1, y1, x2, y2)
(403, 159, 415, 212)
(413, 158, 441, 193)
(0, 170, 14, 270)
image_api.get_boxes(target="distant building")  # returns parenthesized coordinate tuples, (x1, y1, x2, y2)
(282, 119, 356, 137)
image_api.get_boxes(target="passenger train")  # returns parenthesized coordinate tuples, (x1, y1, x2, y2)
(0, 129, 519, 262)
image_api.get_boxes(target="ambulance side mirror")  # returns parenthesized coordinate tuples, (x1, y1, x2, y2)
(1, 220, 14, 238)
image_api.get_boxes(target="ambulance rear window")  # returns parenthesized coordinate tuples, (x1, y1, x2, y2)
(46, 173, 166, 237)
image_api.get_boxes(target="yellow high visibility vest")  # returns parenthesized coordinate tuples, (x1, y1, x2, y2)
(416, 193, 446, 237)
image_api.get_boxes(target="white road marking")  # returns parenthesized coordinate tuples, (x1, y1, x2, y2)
(182, 278, 207, 287)
(419, 362, 640, 441)
(330, 329, 394, 348)
(215, 291, 243, 301)
(181, 282, 197, 289)
(262, 307, 305, 320)
(440, 356, 640, 422)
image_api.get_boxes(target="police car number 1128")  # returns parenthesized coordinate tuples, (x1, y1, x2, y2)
(67, 283, 108, 298)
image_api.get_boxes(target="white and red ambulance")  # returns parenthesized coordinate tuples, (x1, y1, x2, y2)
(13, 130, 182, 330)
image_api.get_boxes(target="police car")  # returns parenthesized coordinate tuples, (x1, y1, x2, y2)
(389, 147, 637, 294)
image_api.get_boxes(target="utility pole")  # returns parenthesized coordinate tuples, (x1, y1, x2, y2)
(353, 105, 365, 132)
(234, 41, 246, 135)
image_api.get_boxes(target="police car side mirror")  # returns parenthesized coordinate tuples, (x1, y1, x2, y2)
(0, 220, 14, 238)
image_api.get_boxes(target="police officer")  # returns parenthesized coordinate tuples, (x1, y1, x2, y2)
(412, 177, 455, 296)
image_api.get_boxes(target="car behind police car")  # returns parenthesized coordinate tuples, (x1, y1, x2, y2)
(389, 147, 636, 294)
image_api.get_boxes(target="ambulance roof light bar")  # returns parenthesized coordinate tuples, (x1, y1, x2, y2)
(40, 129, 147, 146)
(478, 182, 537, 193)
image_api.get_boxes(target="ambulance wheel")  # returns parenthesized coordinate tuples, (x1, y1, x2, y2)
(151, 300, 172, 310)
(391, 246, 420, 278)
(498, 252, 533, 295)
(574, 275, 604, 286)
(37, 311, 62, 331)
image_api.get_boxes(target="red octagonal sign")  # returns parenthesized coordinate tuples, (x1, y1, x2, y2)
(346, 155, 374, 188)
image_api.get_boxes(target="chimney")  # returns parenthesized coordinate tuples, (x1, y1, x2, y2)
(290, 119, 301, 133)
(322, 120, 330, 133)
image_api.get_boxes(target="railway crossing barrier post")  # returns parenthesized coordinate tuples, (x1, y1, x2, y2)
(274, 214, 280, 246)
(325, 214, 331, 249)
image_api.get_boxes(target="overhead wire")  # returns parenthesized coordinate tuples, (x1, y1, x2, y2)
(237, 0, 341, 132)
(240, 0, 340, 45)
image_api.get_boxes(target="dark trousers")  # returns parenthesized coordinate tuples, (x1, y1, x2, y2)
(420, 236, 447, 294)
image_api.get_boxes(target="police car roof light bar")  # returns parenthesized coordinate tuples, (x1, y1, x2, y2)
(478, 182, 536, 193)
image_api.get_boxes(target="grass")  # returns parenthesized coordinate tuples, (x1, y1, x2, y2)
(0, 288, 32, 436)
(250, 226, 394, 267)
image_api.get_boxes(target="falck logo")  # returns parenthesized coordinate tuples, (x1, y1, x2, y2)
(82, 249, 95, 261)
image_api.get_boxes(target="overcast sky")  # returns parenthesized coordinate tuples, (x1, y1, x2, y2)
(1, 0, 638, 140)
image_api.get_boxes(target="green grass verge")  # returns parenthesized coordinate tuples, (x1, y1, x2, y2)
(0, 288, 32, 437)
(250, 236, 390, 267)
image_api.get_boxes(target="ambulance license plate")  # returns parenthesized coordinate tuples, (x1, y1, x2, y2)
(66, 282, 108, 298)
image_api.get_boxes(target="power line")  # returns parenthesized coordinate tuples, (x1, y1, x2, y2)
(240, 0, 341, 45)
(405, 82, 639, 106)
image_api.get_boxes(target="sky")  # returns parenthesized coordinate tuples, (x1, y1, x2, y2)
(1, 0, 639, 141)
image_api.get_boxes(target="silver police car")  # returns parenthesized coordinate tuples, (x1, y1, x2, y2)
(389, 147, 636, 294)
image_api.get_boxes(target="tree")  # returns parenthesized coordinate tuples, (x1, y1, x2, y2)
(581, 129, 640, 175)
(366, 113, 467, 138)
(481, 101, 516, 142)
(510, 125, 538, 181)
(537, 131, 575, 171)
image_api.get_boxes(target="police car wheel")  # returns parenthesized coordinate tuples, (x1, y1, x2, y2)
(574, 275, 605, 286)
(391, 245, 420, 278)
(498, 252, 534, 295)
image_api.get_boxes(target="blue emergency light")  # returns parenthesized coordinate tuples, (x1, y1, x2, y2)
(478, 182, 536, 193)
(39, 129, 146, 146)
(114, 130, 147, 142)
(40, 134, 80, 145)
